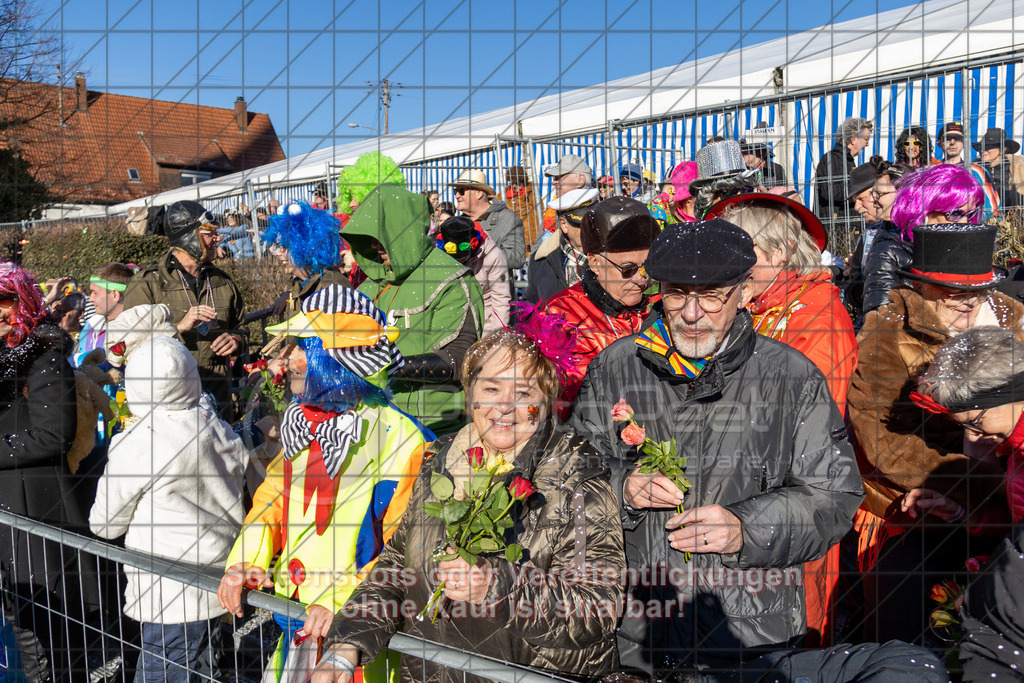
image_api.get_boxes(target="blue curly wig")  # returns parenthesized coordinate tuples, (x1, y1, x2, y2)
(296, 335, 390, 412)
(264, 202, 341, 274)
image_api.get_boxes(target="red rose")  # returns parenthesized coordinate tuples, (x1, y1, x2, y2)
(272, 371, 286, 384)
(466, 446, 485, 469)
(109, 340, 126, 357)
(621, 423, 646, 446)
(509, 476, 536, 500)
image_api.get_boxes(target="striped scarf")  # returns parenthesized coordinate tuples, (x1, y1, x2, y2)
(279, 402, 362, 479)
(635, 318, 710, 379)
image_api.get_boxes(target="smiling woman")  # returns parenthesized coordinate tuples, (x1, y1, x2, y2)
(311, 311, 626, 683)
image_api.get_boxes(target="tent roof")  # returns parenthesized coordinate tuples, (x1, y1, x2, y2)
(100, 0, 1020, 215)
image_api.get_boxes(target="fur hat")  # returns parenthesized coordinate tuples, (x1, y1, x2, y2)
(580, 197, 660, 254)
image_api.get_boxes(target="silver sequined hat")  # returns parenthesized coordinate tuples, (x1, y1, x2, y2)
(694, 140, 746, 181)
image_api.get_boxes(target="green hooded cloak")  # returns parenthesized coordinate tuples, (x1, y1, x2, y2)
(344, 184, 484, 432)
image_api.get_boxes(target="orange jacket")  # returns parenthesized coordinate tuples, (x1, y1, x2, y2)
(749, 270, 857, 414)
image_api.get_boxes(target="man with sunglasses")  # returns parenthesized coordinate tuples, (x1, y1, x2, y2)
(124, 200, 247, 420)
(938, 122, 966, 165)
(451, 169, 526, 269)
(542, 197, 658, 419)
(571, 219, 863, 676)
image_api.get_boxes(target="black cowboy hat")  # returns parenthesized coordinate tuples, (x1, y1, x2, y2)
(972, 128, 1020, 154)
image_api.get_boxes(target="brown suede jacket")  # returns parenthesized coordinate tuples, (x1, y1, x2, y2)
(848, 286, 1024, 521)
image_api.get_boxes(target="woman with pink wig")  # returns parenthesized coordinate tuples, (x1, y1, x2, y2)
(862, 163, 982, 313)
(0, 262, 88, 680)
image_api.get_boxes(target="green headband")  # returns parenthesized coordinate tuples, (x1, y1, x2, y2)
(90, 276, 127, 292)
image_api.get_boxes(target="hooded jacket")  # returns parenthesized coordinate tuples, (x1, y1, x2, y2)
(90, 336, 248, 623)
(570, 311, 864, 672)
(344, 185, 484, 432)
(848, 287, 1024, 520)
(124, 251, 246, 418)
(324, 421, 625, 682)
(477, 199, 526, 269)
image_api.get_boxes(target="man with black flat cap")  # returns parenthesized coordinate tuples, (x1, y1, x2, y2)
(124, 200, 246, 419)
(974, 128, 1024, 207)
(571, 219, 863, 676)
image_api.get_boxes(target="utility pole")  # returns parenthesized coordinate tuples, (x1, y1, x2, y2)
(381, 78, 392, 135)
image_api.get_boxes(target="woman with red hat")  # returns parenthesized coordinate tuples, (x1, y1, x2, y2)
(708, 192, 856, 649)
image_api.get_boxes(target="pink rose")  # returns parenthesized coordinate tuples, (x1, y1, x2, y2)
(610, 398, 634, 422)
(621, 423, 646, 446)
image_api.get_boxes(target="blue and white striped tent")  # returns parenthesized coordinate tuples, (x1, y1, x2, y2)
(102, 0, 1022, 220)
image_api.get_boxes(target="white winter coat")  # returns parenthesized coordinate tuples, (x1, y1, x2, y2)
(89, 336, 248, 624)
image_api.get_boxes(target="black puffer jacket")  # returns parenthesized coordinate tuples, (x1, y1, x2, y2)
(524, 232, 572, 304)
(861, 222, 912, 314)
(959, 522, 1024, 681)
(570, 311, 864, 674)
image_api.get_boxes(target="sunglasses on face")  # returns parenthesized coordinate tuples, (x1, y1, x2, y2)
(944, 136, 964, 143)
(902, 140, 922, 147)
(454, 188, 468, 196)
(599, 254, 646, 279)
(942, 207, 982, 222)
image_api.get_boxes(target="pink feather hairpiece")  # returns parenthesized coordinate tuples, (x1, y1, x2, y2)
(509, 301, 579, 380)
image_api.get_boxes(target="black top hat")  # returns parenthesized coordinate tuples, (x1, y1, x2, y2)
(437, 216, 480, 263)
(972, 128, 1020, 154)
(897, 223, 1006, 291)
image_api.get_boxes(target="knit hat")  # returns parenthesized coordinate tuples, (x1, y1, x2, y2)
(580, 197, 661, 254)
(644, 218, 756, 285)
(266, 285, 403, 378)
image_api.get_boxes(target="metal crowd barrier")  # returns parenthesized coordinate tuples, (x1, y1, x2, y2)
(0, 509, 571, 683)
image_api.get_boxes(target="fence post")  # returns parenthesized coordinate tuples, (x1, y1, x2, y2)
(244, 179, 261, 259)
(607, 119, 620, 195)
(521, 136, 544, 232)
(493, 134, 505, 194)
(962, 65, 972, 172)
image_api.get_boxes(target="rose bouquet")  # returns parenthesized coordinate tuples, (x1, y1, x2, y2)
(418, 446, 536, 622)
(241, 358, 289, 416)
(612, 398, 691, 559)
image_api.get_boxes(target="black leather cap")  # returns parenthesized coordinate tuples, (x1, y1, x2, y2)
(164, 201, 219, 261)
(580, 197, 660, 254)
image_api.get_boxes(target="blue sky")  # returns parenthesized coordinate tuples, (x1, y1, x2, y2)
(40, 0, 921, 158)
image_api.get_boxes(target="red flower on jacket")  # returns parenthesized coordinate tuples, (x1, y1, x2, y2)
(509, 476, 536, 500)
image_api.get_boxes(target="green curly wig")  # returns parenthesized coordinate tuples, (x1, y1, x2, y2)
(335, 152, 406, 212)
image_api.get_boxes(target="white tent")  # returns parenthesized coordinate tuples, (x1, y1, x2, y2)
(93, 0, 1022, 217)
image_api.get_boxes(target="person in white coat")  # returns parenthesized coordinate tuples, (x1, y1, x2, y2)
(90, 335, 248, 682)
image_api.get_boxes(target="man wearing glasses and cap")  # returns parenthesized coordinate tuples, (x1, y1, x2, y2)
(938, 122, 966, 166)
(571, 219, 862, 676)
(124, 200, 247, 419)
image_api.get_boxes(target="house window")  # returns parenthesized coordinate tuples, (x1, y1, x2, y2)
(180, 170, 212, 187)
(127, 168, 141, 182)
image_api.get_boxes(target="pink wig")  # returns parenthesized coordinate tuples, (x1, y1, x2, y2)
(0, 262, 45, 348)
(889, 165, 983, 240)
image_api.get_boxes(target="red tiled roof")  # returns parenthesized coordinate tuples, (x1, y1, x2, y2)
(0, 79, 285, 205)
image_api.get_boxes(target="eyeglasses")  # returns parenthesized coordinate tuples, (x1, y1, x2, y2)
(870, 188, 896, 200)
(941, 207, 982, 223)
(661, 282, 743, 313)
(902, 140, 923, 147)
(961, 409, 989, 435)
(597, 254, 647, 280)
